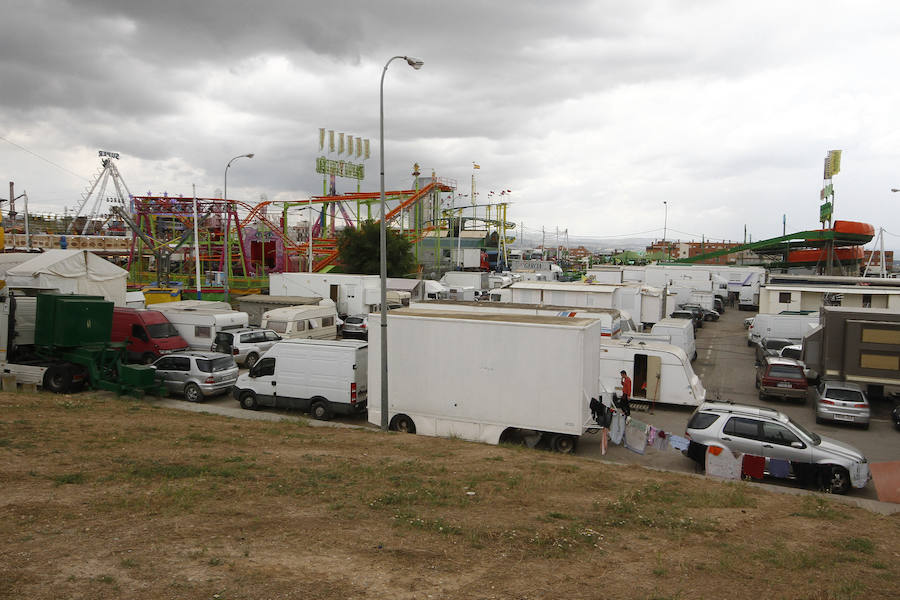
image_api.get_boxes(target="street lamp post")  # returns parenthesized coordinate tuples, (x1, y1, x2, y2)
(379, 55, 423, 431)
(663, 200, 668, 260)
(223, 153, 254, 301)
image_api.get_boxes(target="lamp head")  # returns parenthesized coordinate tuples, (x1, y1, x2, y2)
(405, 56, 424, 70)
(245, 153, 255, 159)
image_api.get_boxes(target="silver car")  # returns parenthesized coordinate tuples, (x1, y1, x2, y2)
(212, 328, 282, 368)
(685, 401, 869, 494)
(342, 314, 368, 340)
(815, 381, 871, 429)
(152, 351, 239, 402)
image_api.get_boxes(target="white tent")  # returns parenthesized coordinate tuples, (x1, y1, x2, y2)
(4, 250, 128, 306)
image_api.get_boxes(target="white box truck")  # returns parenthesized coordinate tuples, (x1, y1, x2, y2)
(153, 306, 249, 350)
(269, 273, 381, 317)
(232, 338, 368, 419)
(368, 309, 603, 452)
(649, 318, 697, 361)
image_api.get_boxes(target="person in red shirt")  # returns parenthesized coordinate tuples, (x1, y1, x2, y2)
(619, 370, 632, 416)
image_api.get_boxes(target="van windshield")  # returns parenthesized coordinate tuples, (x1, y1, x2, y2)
(146, 322, 181, 339)
(196, 357, 235, 373)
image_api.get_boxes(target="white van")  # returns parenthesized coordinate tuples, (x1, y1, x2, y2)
(650, 318, 697, 361)
(261, 305, 338, 340)
(747, 312, 819, 347)
(232, 339, 368, 420)
(153, 306, 249, 350)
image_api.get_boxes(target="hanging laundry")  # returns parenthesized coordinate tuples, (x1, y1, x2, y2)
(609, 412, 625, 445)
(667, 435, 690, 452)
(742, 454, 765, 479)
(600, 427, 608, 456)
(624, 417, 649, 455)
(849, 462, 869, 489)
(705, 445, 742, 480)
(768, 458, 791, 479)
(652, 433, 668, 451)
(648, 426, 659, 446)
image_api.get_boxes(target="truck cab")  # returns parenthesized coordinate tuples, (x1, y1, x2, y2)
(111, 307, 189, 364)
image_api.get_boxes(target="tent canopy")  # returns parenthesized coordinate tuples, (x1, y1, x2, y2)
(4, 250, 128, 306)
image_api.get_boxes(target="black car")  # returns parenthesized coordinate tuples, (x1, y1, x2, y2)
(677, 304, 704, 328)
(681, 303, 719, 322)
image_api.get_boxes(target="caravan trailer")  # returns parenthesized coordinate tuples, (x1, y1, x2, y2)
(261, 305, 339, 340)
(153, 306, 249, 350)
(599, 339, 705, 407)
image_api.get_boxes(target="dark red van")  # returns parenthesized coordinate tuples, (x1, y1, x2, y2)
(111, 307, 189, 363)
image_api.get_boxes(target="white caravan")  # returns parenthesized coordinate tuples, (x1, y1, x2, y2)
(232, 339, 368, 419)
(153, 306, 248, 350)
(269, 273, 382, 317)
(624, 318, 698, 361)
(260, 305, 339, 340)
(599, 338, 706, 407)
(368, 309, 603, 452)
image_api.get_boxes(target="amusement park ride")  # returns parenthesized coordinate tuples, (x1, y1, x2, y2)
(45, 151, 517, 299)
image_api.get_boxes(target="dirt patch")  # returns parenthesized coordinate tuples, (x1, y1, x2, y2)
(1, 391, 897, 599)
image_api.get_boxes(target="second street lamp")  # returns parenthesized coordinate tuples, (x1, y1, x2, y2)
(379, 55, 423, 431)
(223, 153, 254, 301)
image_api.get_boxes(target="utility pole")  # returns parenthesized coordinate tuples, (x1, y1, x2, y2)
(556, 226, 559, 261)
(541, 227, 546, 260)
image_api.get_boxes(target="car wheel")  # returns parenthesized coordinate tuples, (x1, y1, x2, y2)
(389, 414, 416, 433)
(820, 466, 851, 495)
(239, 390, 258, 410)
(245, 353, 259, 369)
(141, 353, 156, 365)
(860, 422, 870, 431)
(184, 382, 202, 403)
(310, 399, 332, 421)
(815, 415, 825, 425)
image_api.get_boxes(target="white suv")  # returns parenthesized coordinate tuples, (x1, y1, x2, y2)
(685, 401, 869, 494)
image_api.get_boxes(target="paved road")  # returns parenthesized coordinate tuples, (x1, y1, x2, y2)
(576, 305, 900, 502)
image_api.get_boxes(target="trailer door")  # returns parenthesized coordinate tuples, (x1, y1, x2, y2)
(632, 353, 661, 400)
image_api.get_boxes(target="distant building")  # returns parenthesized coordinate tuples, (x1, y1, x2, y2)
(862, 250, 894, 274)
(646, 239, 764, 265)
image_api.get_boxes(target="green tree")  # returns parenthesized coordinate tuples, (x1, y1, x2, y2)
(336, 220, 414, 276)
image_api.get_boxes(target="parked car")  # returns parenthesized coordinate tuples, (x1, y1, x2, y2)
(342, 314, 369, 339)
(152, 351, 239, 402)
(685, 401, 870, 494)
(779, 344, 818, 382)
(678, 305, 704, 328)
(212, 327, 282, 368)
(670, 310, 698, 331)
(755, 336, 795, 365)
(814, 381, 871, 429)
(756, 356, 808, 402)
(681, 303, 719, 322)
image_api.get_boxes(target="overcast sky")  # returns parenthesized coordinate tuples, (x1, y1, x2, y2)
(2, 0, 899, 250)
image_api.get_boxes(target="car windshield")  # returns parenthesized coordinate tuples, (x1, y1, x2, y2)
(768, 365, 804, 379)
(766, 339, 791, 350)
(196, 357, 235, 373)
(214, 332, 233, 344)
(146, 322, 181, 339)
(788, 417, 820, 445)
(345, 317, 364, 324)
(781, 348, 802, 360)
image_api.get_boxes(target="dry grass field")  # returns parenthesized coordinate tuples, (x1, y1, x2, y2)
(1, 390, 897, 599)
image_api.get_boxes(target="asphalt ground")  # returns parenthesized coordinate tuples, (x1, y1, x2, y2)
(182, 304, 900, 508)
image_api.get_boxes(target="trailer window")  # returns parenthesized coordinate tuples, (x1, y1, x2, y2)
(268, 321, 288, 333)
(778, 292, 792, 303)
(195, 326, 211, 338)
(322, 316, 334, 327)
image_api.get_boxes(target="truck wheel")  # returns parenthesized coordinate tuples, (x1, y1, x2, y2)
(141, 353, 156, 365)
(549, 434, 577, 454)
(820, 466, 851, 495)
(183, 383, 202, 403)
(389, 414, 416, 433)
(239, 390, 258, 410)
(310, 399, 332, 421)
(43, 365, 72, 394)
(245, 353, 259, 369)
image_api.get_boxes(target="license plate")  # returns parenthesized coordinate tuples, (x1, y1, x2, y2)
(777, 382, 792, 388)
(834, 414, 853, 421)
